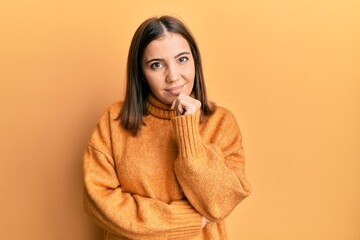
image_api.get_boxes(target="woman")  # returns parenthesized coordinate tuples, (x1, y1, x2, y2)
(83, 15, 251, 240)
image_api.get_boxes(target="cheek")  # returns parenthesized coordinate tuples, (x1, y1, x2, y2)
(183, 64, 195, 81)
(189, 68, 196, 85)
(184, 68, 195, 93)
(144, 72, 163, 89)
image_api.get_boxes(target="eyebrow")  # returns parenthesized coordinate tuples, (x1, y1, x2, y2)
(145, 51, 191, 64)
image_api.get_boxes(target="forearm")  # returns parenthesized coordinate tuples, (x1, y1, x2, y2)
(84, 146, 202, 239)
(172, 112, 251, 221)
(174, 146, 250, 220)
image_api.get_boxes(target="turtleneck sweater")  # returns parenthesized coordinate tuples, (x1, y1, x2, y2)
(83, 95, 251, 240)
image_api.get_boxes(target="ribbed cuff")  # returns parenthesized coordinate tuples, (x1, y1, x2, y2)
(168, 200, 202, 239)
(172, 111, 203, 159)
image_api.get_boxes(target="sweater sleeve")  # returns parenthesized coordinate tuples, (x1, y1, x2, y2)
(171, 110, 251, 222)
(83, 109, 202, 239)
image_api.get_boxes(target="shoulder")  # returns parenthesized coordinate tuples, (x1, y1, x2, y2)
(201, 105, 243, 147)
(107, 101, 124, 116)
(206, 105, 238, 125)
(201, 105, 241, 133)
(95, 101, 124, 123)
(213, 105, 233, 116)
(87, 101, 124, 151)
(90, 101, 124, 135)
(205, 104, 243, 133)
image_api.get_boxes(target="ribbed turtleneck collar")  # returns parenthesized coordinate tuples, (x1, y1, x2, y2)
(146, 94, 177, 120)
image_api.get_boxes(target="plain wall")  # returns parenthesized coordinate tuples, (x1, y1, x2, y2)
(0, 0, 359, 239)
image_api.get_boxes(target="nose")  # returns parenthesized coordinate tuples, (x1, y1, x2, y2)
(165, 63, 180, 82)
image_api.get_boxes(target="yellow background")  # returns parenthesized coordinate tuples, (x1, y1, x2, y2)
(1, 0, 359, 239)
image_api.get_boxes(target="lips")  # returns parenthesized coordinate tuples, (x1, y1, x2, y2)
(165, 84, 185, 95)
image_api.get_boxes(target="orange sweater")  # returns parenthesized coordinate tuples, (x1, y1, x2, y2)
(83, 95, 251, 240)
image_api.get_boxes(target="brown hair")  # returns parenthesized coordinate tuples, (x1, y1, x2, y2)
(119, 15, 214, 136)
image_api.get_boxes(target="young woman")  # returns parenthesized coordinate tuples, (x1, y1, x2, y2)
(83, 15, 251, 240)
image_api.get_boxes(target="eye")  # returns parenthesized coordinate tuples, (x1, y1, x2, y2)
(150, 62, 163, 70)
(178, 56, 189, 63)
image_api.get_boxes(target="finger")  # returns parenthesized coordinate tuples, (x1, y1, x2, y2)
(171, 93, 201, 115)
(171, 95, 180, 109)
(177, 107, 184, 115)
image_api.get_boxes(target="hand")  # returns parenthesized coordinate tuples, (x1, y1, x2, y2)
(201, 216, 212, 229)
(171, 93, 201, 116)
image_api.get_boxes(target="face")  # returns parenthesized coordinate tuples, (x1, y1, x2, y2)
(141, 32, 195, 105)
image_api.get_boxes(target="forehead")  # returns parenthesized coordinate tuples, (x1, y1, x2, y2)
(143, 32, 191, 58)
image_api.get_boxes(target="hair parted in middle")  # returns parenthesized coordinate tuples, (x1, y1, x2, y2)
(119, 15, 215, 136)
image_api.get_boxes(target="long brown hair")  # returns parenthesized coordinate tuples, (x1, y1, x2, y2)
(119, 16, 214, 136)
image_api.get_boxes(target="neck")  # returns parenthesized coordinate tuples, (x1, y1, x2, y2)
(146, 94, 177, 119)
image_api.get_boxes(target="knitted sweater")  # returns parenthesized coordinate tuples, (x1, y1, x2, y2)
(83, 95, 251, 240)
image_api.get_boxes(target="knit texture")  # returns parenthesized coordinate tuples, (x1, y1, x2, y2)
(83, 95, 251, 240)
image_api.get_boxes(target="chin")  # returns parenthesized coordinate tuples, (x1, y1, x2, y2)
(163, 97, 175, 105)
(156, 95, 174, 105)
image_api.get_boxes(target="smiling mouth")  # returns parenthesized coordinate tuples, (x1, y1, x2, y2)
(165, 84, 185, 95)
(165, 85, 184, 91)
